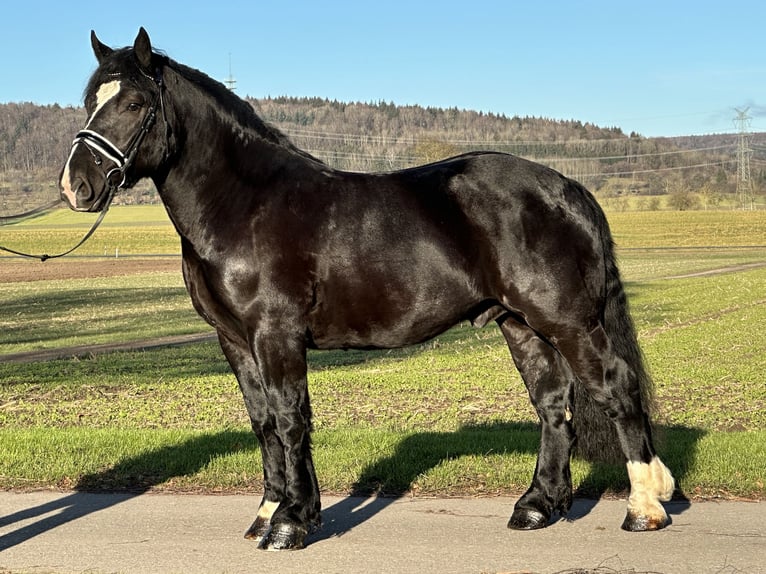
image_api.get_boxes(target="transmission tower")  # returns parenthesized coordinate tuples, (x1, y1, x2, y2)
(224, 53, 237, 91)
(733, 107, 755, 210)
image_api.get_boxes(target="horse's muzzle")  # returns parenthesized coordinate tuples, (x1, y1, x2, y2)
(60, 176, 106, 212)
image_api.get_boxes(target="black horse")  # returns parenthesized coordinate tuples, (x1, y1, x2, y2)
(59, 29, 675, 550)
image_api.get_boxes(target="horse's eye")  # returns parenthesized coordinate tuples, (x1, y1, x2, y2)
(127, 102, 143, 112)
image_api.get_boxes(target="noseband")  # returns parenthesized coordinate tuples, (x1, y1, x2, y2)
(72, 71, 167, 202)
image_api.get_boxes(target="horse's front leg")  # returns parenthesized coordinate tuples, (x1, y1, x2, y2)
(246, 329, 320, 550)
(218, 330, 320, 550)
(216, 333, 286, 543)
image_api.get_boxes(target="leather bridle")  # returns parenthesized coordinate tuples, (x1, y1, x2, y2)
(74, 70, 167, 202)
(0, 71, 168, 262)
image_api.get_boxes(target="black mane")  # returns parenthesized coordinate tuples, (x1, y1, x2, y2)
(87, 46, 323, 166)
(168, 59, 305, 152)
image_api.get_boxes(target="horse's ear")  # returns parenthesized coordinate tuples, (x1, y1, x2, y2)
(91, 30, 113, 63)
(133, 27, 153, 71)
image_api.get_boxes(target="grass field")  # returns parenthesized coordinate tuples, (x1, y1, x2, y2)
(0, 205, 180, 257)
(3, 206, 766, 254)
(0, 206, 764, 500)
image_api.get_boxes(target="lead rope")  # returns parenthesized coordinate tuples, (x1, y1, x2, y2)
(0, 70, 166, 262)
(0, 184, 117, 262)
(0, 200, 63, 223)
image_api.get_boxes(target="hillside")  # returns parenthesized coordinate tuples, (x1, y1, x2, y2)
(1, 97, 764, 214)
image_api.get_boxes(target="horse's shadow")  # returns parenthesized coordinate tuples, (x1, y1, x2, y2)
(0, 429, 252, 552)
(314, 421, 699, 543)
(0, 423, 701, 550)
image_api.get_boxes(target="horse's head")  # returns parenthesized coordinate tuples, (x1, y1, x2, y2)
(59, 28, 169, 212)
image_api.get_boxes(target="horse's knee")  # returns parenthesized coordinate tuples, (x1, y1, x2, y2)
(622, 456, 675, 531)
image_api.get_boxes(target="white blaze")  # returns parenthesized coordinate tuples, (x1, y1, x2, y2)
(60, 80, 122, 206)
(86, 80, 122, 127)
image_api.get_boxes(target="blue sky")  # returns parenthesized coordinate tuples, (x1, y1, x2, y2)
(2, 0, 764, 137)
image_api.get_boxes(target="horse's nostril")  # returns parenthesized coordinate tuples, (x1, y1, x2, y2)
(74, 179, 94, 203)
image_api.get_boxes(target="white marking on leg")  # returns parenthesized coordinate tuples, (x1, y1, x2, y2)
(257, 499, 279, 521)
(245, 498, 280, 542)
(626, 456, 675, 526)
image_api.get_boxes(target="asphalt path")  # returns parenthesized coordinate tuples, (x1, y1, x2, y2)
(1, 491, 763, 574)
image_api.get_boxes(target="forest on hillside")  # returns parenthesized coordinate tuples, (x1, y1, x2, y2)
(1, 97, 764, 214)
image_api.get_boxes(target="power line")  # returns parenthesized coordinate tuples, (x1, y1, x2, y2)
(280, 125, 737, 156)
(576, 160, 734, 178)
(273, 117, 753, 183)
(303, 145, 735, 178)
(522, 146, 732, 163)
(282, 127, 734, 162)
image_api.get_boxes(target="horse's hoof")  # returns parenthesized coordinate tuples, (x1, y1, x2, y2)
(507, 508, 549, 530)
(621, 509, 669, 531)
(257, 523, 308, 551)
(244, 516, 270, 541)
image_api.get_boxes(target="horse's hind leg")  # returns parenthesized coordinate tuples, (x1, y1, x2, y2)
(558, 323, 675, 531)
(498, 315, 577, 530)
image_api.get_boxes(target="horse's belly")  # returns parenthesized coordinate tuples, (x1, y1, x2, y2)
(308, 314, 459, 350)
(306, 278, 479, 350)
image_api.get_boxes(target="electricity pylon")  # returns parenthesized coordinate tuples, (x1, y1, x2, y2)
(224, 53, 237, 91)
(734, 107, 755, 210)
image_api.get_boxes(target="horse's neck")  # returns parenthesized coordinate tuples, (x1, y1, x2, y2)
(152, 76, 308, 251)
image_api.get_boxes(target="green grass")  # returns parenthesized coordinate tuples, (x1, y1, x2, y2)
(1, 425, 762, 499)
(607, 210, 766, 248)
(637, 272, 766, 432)
(617, 246, 766, 281)
(1, 205, 179, 256)
(3, 205, 766, 254)
(14, 205, 174, 228)
(2, 269, 763, 435)
(0, 207, 764, 500)
(0, 227, 180, 257)
(0, 273, 205, 354)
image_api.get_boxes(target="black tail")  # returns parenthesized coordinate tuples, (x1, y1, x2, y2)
(573, 222, 655, 463)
